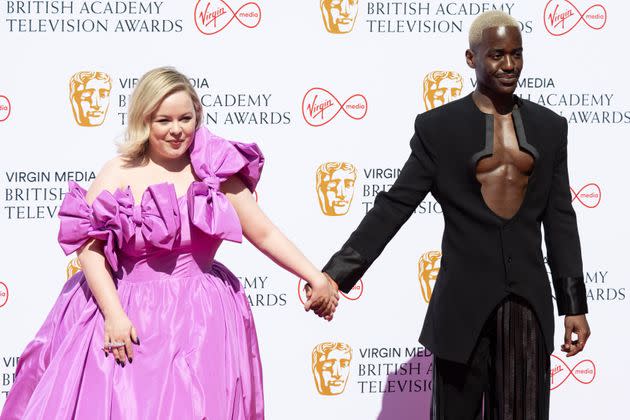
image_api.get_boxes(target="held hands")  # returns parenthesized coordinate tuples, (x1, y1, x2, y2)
(304, 272, 340, 321)
(103, 311, 140, 366)
(561, 314, 591, 357)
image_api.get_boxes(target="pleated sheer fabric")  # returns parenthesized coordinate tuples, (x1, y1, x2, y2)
(432, 295, 550, 420)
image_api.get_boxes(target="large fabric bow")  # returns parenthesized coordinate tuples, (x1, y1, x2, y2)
(186, 126, 265, 242)
(116, 183, 181, 250)
(58, 182, 124, 271)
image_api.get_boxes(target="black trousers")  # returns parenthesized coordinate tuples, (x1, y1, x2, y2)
(431, 295, 550, 420)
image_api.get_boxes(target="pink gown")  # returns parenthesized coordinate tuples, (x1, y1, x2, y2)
(0, 127, 265, 420)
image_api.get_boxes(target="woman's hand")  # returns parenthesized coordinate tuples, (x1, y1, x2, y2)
(103, 311, 140, 366)
(304, 273, 340, 321)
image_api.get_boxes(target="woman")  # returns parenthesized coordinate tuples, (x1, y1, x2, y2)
(0, 67, 338, 419)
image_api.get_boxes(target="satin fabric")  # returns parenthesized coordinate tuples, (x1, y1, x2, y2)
(1, 127, 265, 420)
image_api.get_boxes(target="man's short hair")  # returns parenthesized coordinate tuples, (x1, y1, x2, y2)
(469, 11, 520, 48)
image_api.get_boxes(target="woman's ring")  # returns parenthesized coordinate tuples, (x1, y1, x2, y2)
(104, 341, 126, 349)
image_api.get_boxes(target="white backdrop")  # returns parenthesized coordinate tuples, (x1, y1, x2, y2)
(0, 1, 628, 419)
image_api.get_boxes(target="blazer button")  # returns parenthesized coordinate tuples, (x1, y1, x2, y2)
(507, 257, 512, 264)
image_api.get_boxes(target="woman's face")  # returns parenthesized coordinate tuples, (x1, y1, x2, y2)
(148, 90, 197, 162)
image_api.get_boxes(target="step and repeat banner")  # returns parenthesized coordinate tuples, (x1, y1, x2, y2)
(0, 1, 627, 419)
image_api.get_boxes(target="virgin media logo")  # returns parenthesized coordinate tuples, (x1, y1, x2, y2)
(543, 0, 607, 36)
(570, 183, 601, 208)
(297, 278, 364, 304)
(194, 0, 261, 35)
(0, 282, 8, 308)
(302, 88, 367, 127)
(550, 354, 596, 390)
(0, 95, 11, 122)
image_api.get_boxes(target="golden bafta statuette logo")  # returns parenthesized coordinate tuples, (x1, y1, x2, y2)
(316, 162, 357, 216)
(312, 342, 353, 395)
(320, 0, 359, 34)
(66, 257, 82, 280)
(69, 71, 112, 127)
(418, 251, 442, 303)
(423, 71, 463, 111)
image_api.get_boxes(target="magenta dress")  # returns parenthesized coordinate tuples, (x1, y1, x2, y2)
(0, 127, 265, 420)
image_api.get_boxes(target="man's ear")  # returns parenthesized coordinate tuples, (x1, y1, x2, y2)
(465, 49, 475, 69)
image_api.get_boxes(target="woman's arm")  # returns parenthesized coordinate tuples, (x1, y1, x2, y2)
(221, 175, 339, 318)
(80, 158, 138, 363)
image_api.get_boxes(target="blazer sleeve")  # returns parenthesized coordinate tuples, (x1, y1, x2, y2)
(543, 117, 588, 316)
(323, 115, 437, 293)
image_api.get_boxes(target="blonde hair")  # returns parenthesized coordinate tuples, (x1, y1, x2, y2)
(119, 67, 203, 162)
(469, 11, 520, 49)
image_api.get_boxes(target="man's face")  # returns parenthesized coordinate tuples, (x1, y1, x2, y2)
(469, 26, 523, 96)
(72, 78, 111, 126)
(315, 349, 352, 395)
(319, 168, 356, 215)
(425, 76, 463, 110)
(322, 0, 359, 33)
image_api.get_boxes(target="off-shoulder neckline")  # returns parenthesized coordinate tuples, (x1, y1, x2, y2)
(118, 183, 190, 207)
(84, 181, 191, 208)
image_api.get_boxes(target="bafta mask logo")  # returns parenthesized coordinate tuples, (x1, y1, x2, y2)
(0, 95, 11, 122)
(69, 71, 112, 127)
(66, 257, 82, 280)
(312, 342, 353, 395)
(423, 71, 463, 111)
(418, 251, 442, 303)
(316, 162, 357, 216)
(320, 0, 359, 34)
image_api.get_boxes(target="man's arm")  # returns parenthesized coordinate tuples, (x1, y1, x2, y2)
(542, 117, 590, 356)
(323, 115, 437, 293)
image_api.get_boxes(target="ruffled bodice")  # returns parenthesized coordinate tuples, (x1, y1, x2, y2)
(57, 126, 264, 272)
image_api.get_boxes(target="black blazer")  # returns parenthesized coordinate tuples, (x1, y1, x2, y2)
(323, 93, 588, 364)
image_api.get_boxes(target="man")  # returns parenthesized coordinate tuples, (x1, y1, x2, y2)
(316, 162, 357, 216)
(69, 71, 111, 127)
(320, 11, 590, 419)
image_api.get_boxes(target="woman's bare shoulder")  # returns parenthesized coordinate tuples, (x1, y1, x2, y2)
(85, 156, 133, 203)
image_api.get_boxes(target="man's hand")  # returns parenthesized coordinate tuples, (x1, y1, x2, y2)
(561, 314, 590, 357)
(304, 272, 340, 321)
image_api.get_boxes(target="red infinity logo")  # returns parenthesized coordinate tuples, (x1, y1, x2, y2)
(0, 95, 11, 122)
(550, 354, 596, 390)
(302, 87, 368, 127)
(194, 0, 261, 35)
(570, 183, 601, 208)
(543, 0, 607, 36)
(0, 282, 8, 308)
(297, 278, 364, 304)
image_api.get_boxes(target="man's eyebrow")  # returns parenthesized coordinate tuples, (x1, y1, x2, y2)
(489, 47, 523, 53)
